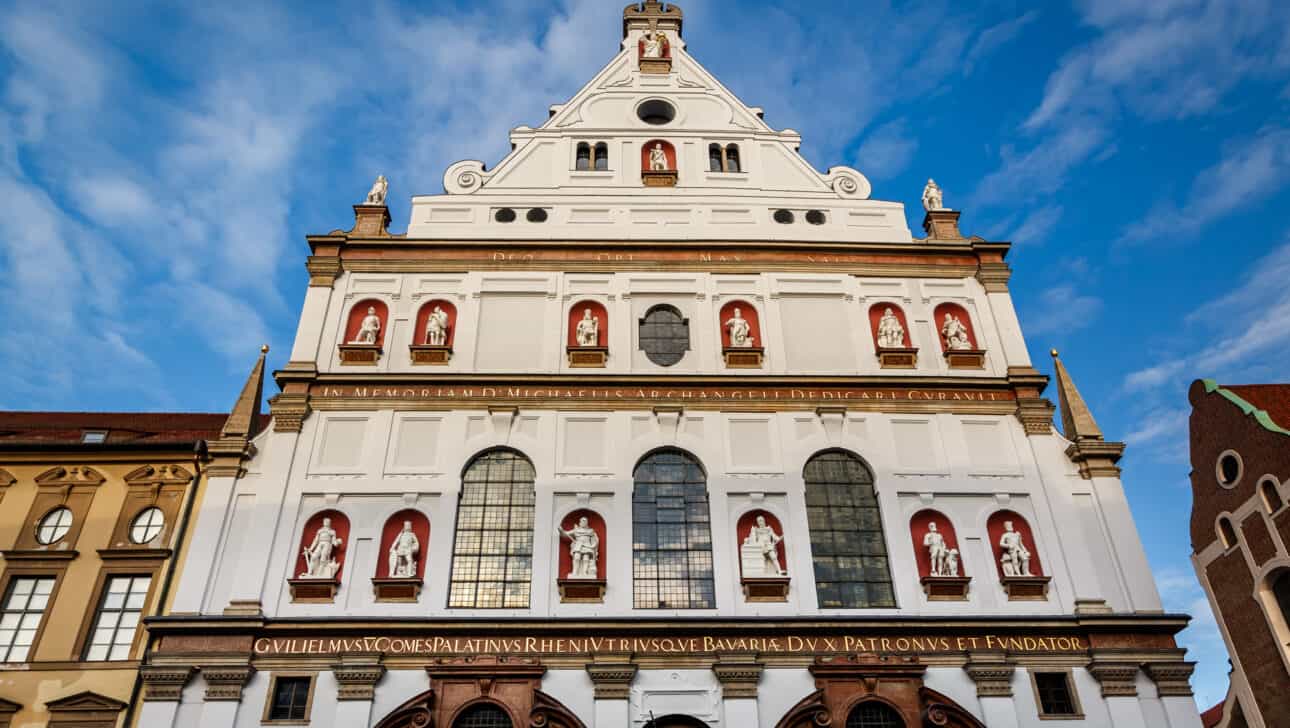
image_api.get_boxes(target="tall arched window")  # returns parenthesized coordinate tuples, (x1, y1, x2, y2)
(1218, 516, 1238, 550)
(633, 449, 714, 609)
(594, 142, 610, 171)
(725, 144, 741, 172)
(708, 144, 723, 172)
(804, 451, 895, 608)
(846, 702, 904, 728)
(453, 703, 513, 728)
(575, 143, 591, 171)
(1261, 478, 1284, 513)
(448, 449, 536, 608)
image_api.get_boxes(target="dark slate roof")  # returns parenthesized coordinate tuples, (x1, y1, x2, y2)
(0, 412, 254, 449)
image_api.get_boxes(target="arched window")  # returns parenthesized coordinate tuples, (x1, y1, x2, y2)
(846, 702, 904, 728)
(725, 144, 741, 172)
(1261, 478, 1283, 514)
(708, 144, 723, 172)
(804, 451, 895, 608)
(633, 449, 714, 609)
(1218, 517, 1238, 549)
(448, 450, 536, 608)
(575, 143, 591, 171)
(639, 305, 690, 367)
(594, 142, 609, 171)
(453, 703, 513, 728)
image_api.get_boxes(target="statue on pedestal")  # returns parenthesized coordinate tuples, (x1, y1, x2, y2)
(941, 313, 972, 350)
(741, 515, 784, 577)
(301, 518, 342, 579)
(924, 521, 949, 577)
(425, 306, 449, 346)
(999, 521, 1033, 577)
(365, 175, 388, 206)
(945, 548, 960, 577)
(649, 143, 669, 171)
(642, 31, 666, 59)
(575, 308, 600, 347)
(876, 307, 905, 348)
(387, 521, 420, 579)
(352, 307, 381, 345)
(724, 308, 754, 348)
(557, 516, 599, 579)
(922, 178, 944, 211)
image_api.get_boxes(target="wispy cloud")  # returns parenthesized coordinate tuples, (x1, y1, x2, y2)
(1021, 284, 1104, 337)
(855, 119, 918, 180)
(963, 10, 1040, 76)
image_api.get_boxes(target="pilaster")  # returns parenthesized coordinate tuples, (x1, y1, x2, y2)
(586, 655, 637, 699)
(201, 664, 255, 701)
(712, 654, 763, 699)
(963, 652, 1015, 697)
(140, 665, 196, 701)
(333, 654, 386, 727)
(1143, 661, 1195, 697)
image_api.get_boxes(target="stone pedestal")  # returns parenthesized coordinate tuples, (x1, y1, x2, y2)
(338, 344, 381, 365)
(642, 169, 678, 187)
(741, 577, 790, 602)
(288, 577, 340, 603)
(558, 578, 606, 603)
(944, 348, 986, 369)
(922, 209, 963, 240)
(920, 575, 970, 601)
(1000, 575, 1050, 600)
(567, 346, 608, 368)
(352, 204, 391, 237)
(409, 345, 452, 365)
(723, 347, 764, 368)
(877, 347, 918, 369)
(371, 577, 422, 602)
(640, 57, 672, 74)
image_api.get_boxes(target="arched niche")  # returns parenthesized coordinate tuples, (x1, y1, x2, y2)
(736, 509, 788, 601)
(566, 300, 609, 368)
(340, 299, 388, 364)
(910, 509, 970, 601)
(373, 509, 430, 601)
(637, 33, 671, 59)
(641, 140, 678, 187)
(415, 299, 457, 347)
(556, 509, 607, 603)
(719, 300, 764, 368)
(933, 302, 984, 369)
(986, 510, 1050, 601)
(289, 509, 350, 602)
(868, 303, 916, 369)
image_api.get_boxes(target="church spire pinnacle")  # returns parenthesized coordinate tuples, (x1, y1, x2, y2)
(1050, 349, 1124, 478)
(221, 345, 268, 440)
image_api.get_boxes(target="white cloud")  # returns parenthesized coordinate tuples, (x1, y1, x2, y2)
(1022, 284, 1104, 337)
(1124, 361, 1186, 392)
(974, 123, 1108, 206)
(1007, 205, 1063, 245)
(963, 11, 1039, 75)
(855, 119, 918, 180)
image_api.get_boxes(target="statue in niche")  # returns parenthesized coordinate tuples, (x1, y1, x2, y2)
(575, 308, 600, 347)
(425, 305, 450, 346)
(940, 312, 972, 350)
(648, 143, 669, 171)
(387, 521, 420, 579)
(642, 30, 667, 59)
(999, 521, 1033, 577)
(923, 521, 949, 577)
(557, 516, 600, 579)
(300, 517, 343, 579)
(365, 175, 388, 205)
(922, 178, 944, 211)
(351, 306, 382, 345)
(945, 548, 960, 577)
(876, 307, 906, 349)
(741, 515, 785, 577)
(724, 307, 755, 348)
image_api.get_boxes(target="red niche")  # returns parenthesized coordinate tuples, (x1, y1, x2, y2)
(294, 510, 351, 580)
(986, 510, 1043, 578)
(909, 509, 965, 578)
(718, 301, 762, 349)
(641, 140, 677, 172)
(869, 303, 912, 349)
(637, 34, 671, 59)
(932, 302, 977, 352)
(735, 510, 787, 576)
(557, 509, 606, 580)
(414, 300, 457, 347)
(375, 509, 431, 579)
(566, 301, 609, 348)
(343, 299, 389, 347)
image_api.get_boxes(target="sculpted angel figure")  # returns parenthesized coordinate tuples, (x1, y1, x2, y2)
(922, 178, 944, 211)
(876, 307, 905, 349)
(387, 521, 420, 579)
(923, 521, 948, 577)
(352, 307, 381, 345)
(724, 308, 754, 348)
(642, 30, 666, 59)
(557, 516, 600, 579)
(301, 517, 343, 579)
(743, 515, 784, 577)
(649, 143, 668, 171)
(999, 521, 1033, 577)
(941, 313, 972, 350)
(364, 174, 388, 205)
(425, 306, 449, 346)
(575, 308, 599, 347)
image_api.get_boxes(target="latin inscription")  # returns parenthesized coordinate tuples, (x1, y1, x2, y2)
(314, 385, 1012, 405)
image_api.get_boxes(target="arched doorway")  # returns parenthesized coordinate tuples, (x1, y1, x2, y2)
(373, 657, 586, 728)
(453, 703, 513, 728)
(847, 701, 905, 728)
(647, 716, 711, 728)
(775, 655, 985, 728)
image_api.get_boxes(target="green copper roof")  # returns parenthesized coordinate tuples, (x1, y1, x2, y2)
(1201, 379, 1290, 437)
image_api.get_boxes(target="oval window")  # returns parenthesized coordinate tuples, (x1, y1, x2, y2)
(636, 99, 676, 125)
(130, 507, 166, 544)
(36, 507, 73, 545)
(1216, 450, 1242, 488)
(526, 208, 548, 223)
(639, 305, 690, 367)
(806, 210, 826, 225)
(494, 208, 517, 223)
(773, 209, 795, 224)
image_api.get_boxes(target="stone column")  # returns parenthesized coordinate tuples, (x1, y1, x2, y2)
(137, 665, 195, 727)
(1089, 661, 1147, 727)
(713, 654, 763, 728)
(586, 655, 636, 727)
(197, 665, 255, 728)
(964, 653, 1019, 728)
(333, 655, 387, 727)
(1144, 663, 1202, 728)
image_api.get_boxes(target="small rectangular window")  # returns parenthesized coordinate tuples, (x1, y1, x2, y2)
(0, 577, 55, 662)
(1034, 671, 1079, 716)
(81, 430, 108, 443)
(84, 575, 151, 661)
(268, 676, 313, 721)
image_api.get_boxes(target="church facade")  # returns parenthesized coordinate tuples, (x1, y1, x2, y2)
(138, 4, 1203, 727)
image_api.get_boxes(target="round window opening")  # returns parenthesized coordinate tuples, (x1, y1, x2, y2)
(773, 209, 795, 224)
(36, 507, 73, 545)
(130, 507, 166, 544)
(494, 208, 517, 223)
(1217, 450, 1243, 488)
(636, 99, 676, 125)
(806, 210, 826, 225)
(526, 208, 548, 223)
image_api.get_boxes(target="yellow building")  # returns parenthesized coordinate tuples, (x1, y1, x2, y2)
(0, 351, 266, 728)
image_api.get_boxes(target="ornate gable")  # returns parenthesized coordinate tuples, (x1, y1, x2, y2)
(123, 464, 193, 487)
(34, 466, 105, 487)
(45, 692, 127, 728)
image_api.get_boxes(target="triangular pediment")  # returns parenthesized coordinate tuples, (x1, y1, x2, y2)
(34, 466, 105, 487)
(45, 691, 127, 712)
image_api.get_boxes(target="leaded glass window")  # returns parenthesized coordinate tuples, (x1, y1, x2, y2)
(268, 676, 312, 721)
(639, 305, 689, 367)
(84, 575, 151, 660)
(846, 702, 904, 728)
(633, 450, 714, 609)
(804, 450, 895, 608)
(1034, 672, 1079, 716)
(454, 703, 513, 728)
(449, 450, 536, 609)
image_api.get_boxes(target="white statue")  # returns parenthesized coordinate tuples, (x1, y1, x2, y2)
(351, 306, 381, 345)
(945, 548, 960, 577)
(300, 517, 343, 579)
(999, 521, 1033, 577)
(575, 308, 599, 347)
(876, 307, 905, 349)
(557, 516, 600, 579)
(387, 520, 420, 579)
(941, 313, 972, 350)
(922, 178, 944, 211)
(741, 515, 784, 577)
(724, 308, 754, 348)
(642, 31, 666, 59)
(648, 143, 668, 171)
(923, 521, 949, 577)
(425, 305, 449, 346)
(365, 175, 388, 205)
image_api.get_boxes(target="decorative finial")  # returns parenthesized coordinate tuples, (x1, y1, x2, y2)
(1050, 348, 1059, 358)
(261, 344, 270, 354)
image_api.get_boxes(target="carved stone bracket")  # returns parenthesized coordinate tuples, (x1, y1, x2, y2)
(372, 578, 422, 603)
(1088, 661, 1140, 697)
(333, 655, 386, 701)
(558, 578, 606, 603)
(741, 577, 790, 602)
(338, 344, 382, 365)
(201, 665, 255, 701)
(963, 654, 1015, 697)
(722, 347, 764, 369)
(877, 347, 918, 369)
(140, 665, 196, 701)
(585, 656, 637, 700)
(944, 349, 987, 370)
(306, 256, 343, 287)
(1015, 397, 1057, 435)
(289, 578, 340, 603)
(567, 347, 608, 368)
(410, 345, 453, 365)
(642, 169, 678, 187)
(269, 392, 311, 433)
(975, 261, 1012, 292)
(921, 575, 971, 601)
(1143, 662, 1195, 697)
(1000, 575, 1051, 601)
(713, 655, 763, 699)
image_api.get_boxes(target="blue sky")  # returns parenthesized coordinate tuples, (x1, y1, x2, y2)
(3, 0, 1289, 709)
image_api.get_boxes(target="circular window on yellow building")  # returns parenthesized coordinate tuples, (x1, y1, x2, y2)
(36, 507, 73, 545)
(130, 507, 166, 544)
